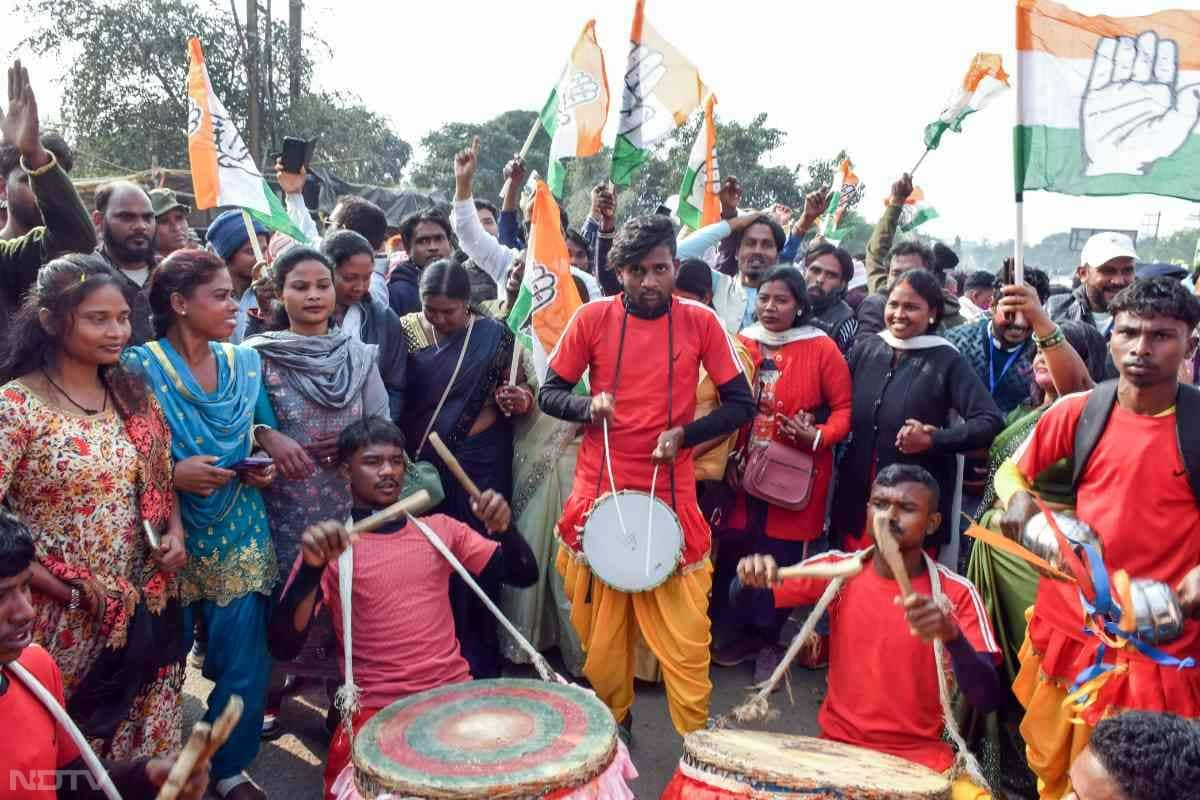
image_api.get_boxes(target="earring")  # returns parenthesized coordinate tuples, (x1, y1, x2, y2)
(181, 310, 188, 317)
(929, 318, 935, 325)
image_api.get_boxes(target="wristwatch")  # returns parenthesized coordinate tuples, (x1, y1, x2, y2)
(67, 587, 81, 611)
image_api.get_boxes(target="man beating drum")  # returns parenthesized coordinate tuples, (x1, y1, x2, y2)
(539, 214, 755, 740)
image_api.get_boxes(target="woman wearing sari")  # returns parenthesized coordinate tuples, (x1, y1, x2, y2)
(832, 268, 1004, 552)
(959, 286, 1104, 798)
(126, 249, 288, 800)
(0, 254, 186, 759)
(400, 258, 531, 679)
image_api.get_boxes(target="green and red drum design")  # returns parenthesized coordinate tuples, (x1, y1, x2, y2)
(351, 679, 619, 799)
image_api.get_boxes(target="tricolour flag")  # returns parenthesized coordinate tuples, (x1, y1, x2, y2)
(924, 53, 1009, 150)
(505, 181, 584, 382)
(821, 158, 861, 240)
(610, 0, 707, 187)
(886, 187, 940, 233)
(539, 20, 610, 198)
(186, 38, 306, 240)
(1016, 0, 1200, 200)
(677, 94, 720, 231)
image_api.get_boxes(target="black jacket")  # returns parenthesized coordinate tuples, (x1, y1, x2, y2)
(355, 297, 408, 421)
(1046, 286, 1118, 380)
(832, 335, 1004, 547)
(95, 246, 155, 345)
(388, 261, 421, 316)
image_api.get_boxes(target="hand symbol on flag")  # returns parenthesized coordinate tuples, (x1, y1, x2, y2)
(562, 70, 601, 111)
(618, 43, 667, 137)
(1082, 31, 1200, 176)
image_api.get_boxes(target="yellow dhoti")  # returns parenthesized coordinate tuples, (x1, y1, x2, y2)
(556, 546, 712, 735)
(1013, 634, 1094, 799)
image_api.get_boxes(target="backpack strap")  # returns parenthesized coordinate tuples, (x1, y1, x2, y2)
(1072, 381, 1118, 492)
(1174, 383, 1200, 507)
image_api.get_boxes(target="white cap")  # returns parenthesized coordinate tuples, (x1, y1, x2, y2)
(1081, 231, 1138, 269)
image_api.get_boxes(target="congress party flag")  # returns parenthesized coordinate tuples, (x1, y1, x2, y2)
(506, 181, 584, 382)
(610, 0, 707, 187)
(891, 187, 940, 233)
(821, 158, 862, 240)
(186, 38, 305, 240)
(1016, 0, 1200, 201)
(924, 53, 1010, 150)
(677, 94, 720, 231)
(539, 20, 610, 198)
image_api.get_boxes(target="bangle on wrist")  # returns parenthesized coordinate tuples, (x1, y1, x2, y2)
(20, 150, 56, 178)
(252, 424, 273, 445)
(1033, 324, 1065, 350)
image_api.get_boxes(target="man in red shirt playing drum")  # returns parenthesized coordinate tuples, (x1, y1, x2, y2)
(0, 510, 207, 800)
(731, 464, 1001, 799)
(998, 277, 1200, 799)
(539, 214, 755, 740)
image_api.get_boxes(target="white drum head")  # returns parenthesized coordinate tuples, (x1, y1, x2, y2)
(581, 491, 683, 592)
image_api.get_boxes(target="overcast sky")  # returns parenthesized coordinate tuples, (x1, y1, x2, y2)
(5, 0, 1198, 246)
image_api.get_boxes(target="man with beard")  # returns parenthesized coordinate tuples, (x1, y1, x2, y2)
(539, 214, 755, 740)
(149, 188, 191, 262)
(1047, 232, 1136, 352)
(801, 242, 858, 354)
(92, 181, 157, 343)
(677, 211, 787, 335)
(0, 61, 94, 330)
(998, 277, 1200, 798)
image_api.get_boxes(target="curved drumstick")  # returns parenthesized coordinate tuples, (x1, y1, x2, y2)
(157, 695, 243, 800)
(428, 432, 482, 500)
(873, 517, 914, 599)
(777, 548, 873, 582)
(349, 490, 433, 535)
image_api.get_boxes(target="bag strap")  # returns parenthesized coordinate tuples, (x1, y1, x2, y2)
(417, 316, 475, 457)
(1175, 383, 1200, 507)
(1072, 381, 1118, 491)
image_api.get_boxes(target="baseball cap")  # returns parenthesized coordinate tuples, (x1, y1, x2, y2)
(1081, 232, 1137, 269)
(149, 187, 190, 218)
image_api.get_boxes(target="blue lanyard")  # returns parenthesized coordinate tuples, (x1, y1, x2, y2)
(984, 325, 1024, 395)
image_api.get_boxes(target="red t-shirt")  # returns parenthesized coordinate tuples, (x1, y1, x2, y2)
(773, 553, 999, 773)
(1, 645, 81, 797)
(550, 296, 746, 564)
(318, 514, 498, 709)
(1015, 391, 1200, 658)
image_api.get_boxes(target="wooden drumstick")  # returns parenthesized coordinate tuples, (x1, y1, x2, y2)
(777, 549, 873, 582)
(156, 696, 244, 800)
(428, 432, 482, 500)
(873, 517, 914, 599)
(349, 490, 433, 535)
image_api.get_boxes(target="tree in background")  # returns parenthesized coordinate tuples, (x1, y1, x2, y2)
(16, 0, 411, 183)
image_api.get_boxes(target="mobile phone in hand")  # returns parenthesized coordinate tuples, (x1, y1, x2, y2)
(230, 456, 274, 473)
(281, 136, 314, 173)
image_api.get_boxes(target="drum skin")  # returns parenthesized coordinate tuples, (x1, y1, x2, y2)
(581, 490, 684, 592)
(674, 730, 951, 799)
(352, 679, 617, 799)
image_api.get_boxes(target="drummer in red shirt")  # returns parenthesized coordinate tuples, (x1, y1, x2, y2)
(997, 277, 1200, 799)
(0, 510, 207, 800)
(538, 214, 755, 739)
(735, 464, 1000, 798)
(266, 417, 537, 797)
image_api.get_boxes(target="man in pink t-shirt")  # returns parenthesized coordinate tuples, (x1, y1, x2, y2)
(267, 418, 536, 798)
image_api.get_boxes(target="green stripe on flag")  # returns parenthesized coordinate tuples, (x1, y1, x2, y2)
(505, 284, 533, 335)
(924, 108, 976, 150)
(610, 134, 647, 188)
(1016, 125, 1200, 201)
(247, 180, 308, 242)
(539, 88, 559, 138)
(547, 159, 566, 199)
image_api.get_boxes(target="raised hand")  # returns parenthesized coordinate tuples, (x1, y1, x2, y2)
(1083, 31, 1200, 176)
(454, 135, 481, 193)
(590, 182, 616, 229)
(618, 44, 667, 137)
(799, 187, 831, 228)
(2, 60, 47, 167)
(718, 176, 742, 218)
(275, 158, 307, 195)
(890, 173, 914, 206)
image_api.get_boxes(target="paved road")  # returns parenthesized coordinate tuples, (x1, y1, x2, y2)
(184, 649, 827, 798)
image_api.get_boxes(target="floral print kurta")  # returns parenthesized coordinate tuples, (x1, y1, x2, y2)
(0, 381, 182, 759)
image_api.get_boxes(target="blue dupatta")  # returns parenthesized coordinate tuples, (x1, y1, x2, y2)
(126, 340, 263, 530)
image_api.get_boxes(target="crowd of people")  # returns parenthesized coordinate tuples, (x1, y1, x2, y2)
(0, 56, 1198, 800)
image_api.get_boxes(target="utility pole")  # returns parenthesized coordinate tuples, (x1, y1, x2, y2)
(246, 0, 262, 165)
(289, 0, 303, 104)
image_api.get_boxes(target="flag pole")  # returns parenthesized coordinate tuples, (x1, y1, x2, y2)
(910, 146, 932, 176)
(1013, 16, 1025, 287)
(240, 210, 266, 267)
(498, 118, 543, 202)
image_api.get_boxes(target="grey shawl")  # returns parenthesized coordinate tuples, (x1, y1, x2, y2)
(244, 330, 380, 410)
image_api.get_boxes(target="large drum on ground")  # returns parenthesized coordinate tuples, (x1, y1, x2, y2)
(662, 730, 951, 799)
(348, 679, 631, 799)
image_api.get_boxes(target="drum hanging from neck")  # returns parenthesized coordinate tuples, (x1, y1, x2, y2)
(665, 730, 951, 799)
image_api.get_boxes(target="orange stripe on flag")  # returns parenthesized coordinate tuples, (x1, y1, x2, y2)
(630, 0, 645, 44)
(701, 94, 720, 227)
(186, 38, 219, 210)
(572, 20, 609, 158)
(962, 52, 1009, 91)
(528, 182, 583, 358)
(1017, 0, 1200, 70)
